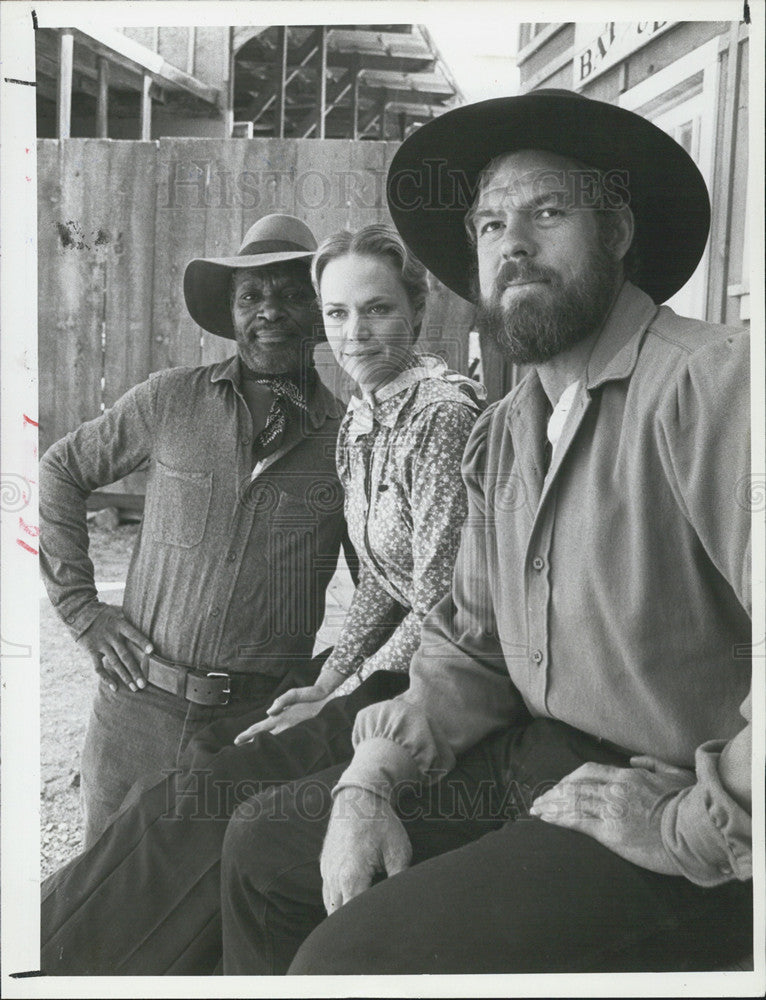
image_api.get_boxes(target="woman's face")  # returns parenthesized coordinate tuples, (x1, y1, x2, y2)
(319, 253, 422, 395)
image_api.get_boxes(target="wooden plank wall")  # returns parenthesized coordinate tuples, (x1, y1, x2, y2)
(37, 137, 477, 473)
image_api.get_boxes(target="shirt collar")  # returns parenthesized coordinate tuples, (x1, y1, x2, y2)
(584, 281, 660, 392)
(346, 355, 452, 441)
(355, 354, 448, 418)
(209, 354, 344, 428)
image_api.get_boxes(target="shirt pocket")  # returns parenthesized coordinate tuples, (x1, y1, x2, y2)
(145, 460, 212, 548)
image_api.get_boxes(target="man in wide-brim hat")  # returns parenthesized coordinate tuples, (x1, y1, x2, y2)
(221, 91, 753, 975)
(40, 214, 352, 846)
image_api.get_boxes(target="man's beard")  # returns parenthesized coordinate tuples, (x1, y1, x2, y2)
(236, 336, 311, 376)
(475, 242, 621, 365)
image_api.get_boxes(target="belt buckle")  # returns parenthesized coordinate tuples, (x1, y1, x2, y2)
(206, 671, 231, 706)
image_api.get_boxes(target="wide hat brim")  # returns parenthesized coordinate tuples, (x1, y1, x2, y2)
(386, 91, 711, 304)
(184, 250, 314, 339)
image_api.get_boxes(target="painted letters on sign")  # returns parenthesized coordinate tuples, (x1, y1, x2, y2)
(574, 22, 676, 88)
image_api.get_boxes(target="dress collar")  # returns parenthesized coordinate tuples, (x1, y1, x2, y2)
(346, 355, 462, 441)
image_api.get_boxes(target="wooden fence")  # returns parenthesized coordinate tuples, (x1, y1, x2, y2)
(37, 137, 483, 481)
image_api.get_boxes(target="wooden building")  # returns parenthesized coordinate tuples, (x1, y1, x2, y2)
(35, 24, 462, 142)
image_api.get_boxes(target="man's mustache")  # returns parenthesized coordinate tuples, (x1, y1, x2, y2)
(247, 324, 299, 338)
(493, 261, 557, 295)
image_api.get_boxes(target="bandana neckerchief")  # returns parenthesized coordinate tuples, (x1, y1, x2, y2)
(240, 368, 311, 459)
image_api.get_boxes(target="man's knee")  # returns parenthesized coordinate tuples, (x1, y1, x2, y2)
(222, 778, 333, 889)
(289, 902, 385, 975)
(222, 791, 280, 889)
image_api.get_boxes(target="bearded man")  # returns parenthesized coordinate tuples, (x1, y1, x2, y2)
(40, 215, 349, 846)
(219, 91, 754, 974)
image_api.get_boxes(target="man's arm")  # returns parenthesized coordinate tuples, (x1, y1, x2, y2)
(40, 376, 159, 687)
(320, 407, 526, 906)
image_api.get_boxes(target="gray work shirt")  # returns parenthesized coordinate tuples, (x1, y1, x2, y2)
(40, 355, 348, 677)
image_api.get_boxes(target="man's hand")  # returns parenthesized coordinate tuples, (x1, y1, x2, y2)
(78, 604, 153, 693)
(529, 755, 695, 876)
(320, 787, 412, 913)
(234, 667, 346, 744)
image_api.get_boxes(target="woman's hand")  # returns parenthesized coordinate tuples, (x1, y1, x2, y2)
(233, 666, 348, 744)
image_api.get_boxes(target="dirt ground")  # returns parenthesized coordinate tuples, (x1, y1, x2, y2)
(40, 518, 353, 879)
(40, 521, 138, 877)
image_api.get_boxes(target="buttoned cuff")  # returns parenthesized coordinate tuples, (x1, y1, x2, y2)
(62, 598, 107, 640)
(661, 740, 752, 887)
(332, 737, 422, 803)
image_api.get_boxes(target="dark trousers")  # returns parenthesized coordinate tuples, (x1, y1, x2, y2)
(41, 670, 409, 975)
(79, 666, 305, 847)
(221, 718, 752, 975)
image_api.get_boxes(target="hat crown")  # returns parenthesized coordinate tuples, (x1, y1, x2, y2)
(238, 214, 317, 256)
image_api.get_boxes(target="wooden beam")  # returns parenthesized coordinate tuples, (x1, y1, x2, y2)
(351, 61, 360, 140)
(378, 90, 387, 139)
(316, 27, 327, 139)
(57, 30, 74, 139)
(96, 56, 109, 138)
(357, 101, 384, 138)
(186, 26, 196, 75)
(275, 26, 288, 138)
(715, 23, 742, 323)
(294, 68, 352, 139)
(140, 72, 152, 140)
(247, 30, 320, 123)
(69, 26, 220, 107)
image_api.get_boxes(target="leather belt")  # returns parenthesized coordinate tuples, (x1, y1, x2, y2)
(141, 650, 273, 707)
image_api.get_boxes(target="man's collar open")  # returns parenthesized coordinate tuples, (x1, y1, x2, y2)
(209, 354, 343, 428)
(584, 282, 660, 391)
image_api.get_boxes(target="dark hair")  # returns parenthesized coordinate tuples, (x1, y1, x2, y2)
(312, 224, 429, 318)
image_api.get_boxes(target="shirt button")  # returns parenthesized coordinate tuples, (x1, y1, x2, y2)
(719, 863, 732, 876)
(532, 556, 545, 571)
(241, 435, 250, 446)
(210, 607, 220, 618)
(531, 649, 544, 665)
(66, 614, 75, 624)
(227, 552, 236, 562)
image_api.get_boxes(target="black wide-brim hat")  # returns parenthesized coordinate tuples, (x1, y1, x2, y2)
(386, 89, 711, 304)
(184, 214, 317, 339)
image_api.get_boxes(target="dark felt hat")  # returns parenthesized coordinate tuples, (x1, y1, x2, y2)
(386, 89, 711, 304)
(184, 214, 317, 338)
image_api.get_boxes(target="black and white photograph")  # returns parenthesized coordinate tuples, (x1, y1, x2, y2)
(0, 1, 764, 994)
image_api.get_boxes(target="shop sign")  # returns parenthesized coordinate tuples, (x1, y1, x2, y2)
(574, 21, 676, 88)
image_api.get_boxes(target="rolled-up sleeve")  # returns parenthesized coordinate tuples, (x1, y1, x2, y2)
(335, 405, 525, 801)
(39, 375, 158, 637)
